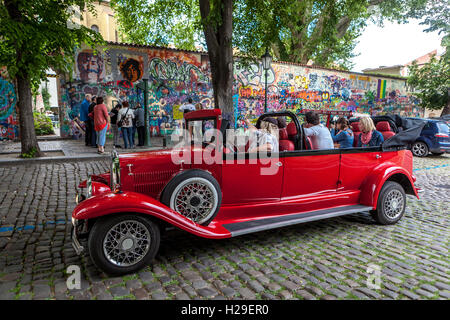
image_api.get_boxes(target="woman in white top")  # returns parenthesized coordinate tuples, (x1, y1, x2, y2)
(117, 101, 135, 148)
(245, 117, 279, 153)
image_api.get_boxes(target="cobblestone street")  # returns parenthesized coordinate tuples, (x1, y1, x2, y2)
(0, 154, 448, 300)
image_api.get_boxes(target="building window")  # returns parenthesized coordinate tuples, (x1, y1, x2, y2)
(91, 25, 99, 33)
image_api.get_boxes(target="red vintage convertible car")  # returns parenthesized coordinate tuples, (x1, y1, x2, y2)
(72, 109, 420, 275)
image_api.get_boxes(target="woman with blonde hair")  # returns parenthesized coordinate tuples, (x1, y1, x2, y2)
(245, 117, 279, 153)
(357, 116, 384, 147)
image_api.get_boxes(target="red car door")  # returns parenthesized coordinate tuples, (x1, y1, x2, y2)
(278, 150, 342, 213)
(339, 148, 382, 195)
(221, 153, 284, 205)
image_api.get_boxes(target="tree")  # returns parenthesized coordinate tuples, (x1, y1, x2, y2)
(111, 0, 438, 120)
(407, 55, 450, 116)
(199, 0, 234, 121)
(0, 0, 103, 157)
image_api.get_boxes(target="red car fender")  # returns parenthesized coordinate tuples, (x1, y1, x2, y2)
(359, 162, 419, 209)
(72, 191, 231, 239)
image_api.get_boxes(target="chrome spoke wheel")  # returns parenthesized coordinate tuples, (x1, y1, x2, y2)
(103, 220, 151, 267)
(170, 177, 218, 225)
(383, 189, 404, 219)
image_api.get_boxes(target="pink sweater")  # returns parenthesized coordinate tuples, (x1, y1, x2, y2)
(94, 104, 109, 131)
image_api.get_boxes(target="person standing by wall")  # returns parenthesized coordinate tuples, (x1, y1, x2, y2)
(117, 101, 135, 149)
(179, 98, 196, 114)
(88, 96, 97, 147)
(134, 103, 145, 146)
(80, 94, 92, 146)
(93, 96, 110, 154)
(110, 103, 122, 148)
(131, 103, 138, 147)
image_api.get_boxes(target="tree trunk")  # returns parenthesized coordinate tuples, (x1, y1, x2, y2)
(199, 0, 234, 126)
(441, 89, 450, 116)
(16, 74, 43, 157)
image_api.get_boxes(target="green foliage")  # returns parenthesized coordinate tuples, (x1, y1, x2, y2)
(407, 55, 449, 111)
(111, 0, 437, 69)
(0, 0, 105, 86)
(41, 84, 51, 110)
(111, 0, 202, 50)
(20, 147, 38, 158)
(33, 112, 54, 136)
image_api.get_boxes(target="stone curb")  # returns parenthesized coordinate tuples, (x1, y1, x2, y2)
(0, 154, 110, 166)
(0, 146, 166, 166)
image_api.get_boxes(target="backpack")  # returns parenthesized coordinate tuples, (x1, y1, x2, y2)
(117, 108, 130, 128)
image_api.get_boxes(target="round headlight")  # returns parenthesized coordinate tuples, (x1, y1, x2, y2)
(86, 176, 92, 198)
(110, 149, 120, 190)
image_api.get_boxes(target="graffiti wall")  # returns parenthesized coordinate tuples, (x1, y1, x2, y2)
(233, 61, 422, 127)
(59, 43, 421, 137)
(0, 67, 18, 140)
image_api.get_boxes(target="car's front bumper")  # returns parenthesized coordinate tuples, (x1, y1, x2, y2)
(71, 218, 85, 255)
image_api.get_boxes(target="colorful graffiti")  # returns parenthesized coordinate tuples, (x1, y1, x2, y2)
(0, 75, 18, 140)
(58, 44, 421, 138)
(76, 50, 105, 83)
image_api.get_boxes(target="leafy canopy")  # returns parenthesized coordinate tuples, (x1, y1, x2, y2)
(112, 0, 437, 70)
(407, 55, 449, 111)
(0, 0, 104, 87)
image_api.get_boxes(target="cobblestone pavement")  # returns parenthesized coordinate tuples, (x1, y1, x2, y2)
(0, 154, 448, 300)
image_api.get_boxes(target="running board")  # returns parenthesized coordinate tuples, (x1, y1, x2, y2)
(223, 204, 373, 237)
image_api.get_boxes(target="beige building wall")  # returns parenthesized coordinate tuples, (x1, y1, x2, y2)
(80, 1, 119, 42)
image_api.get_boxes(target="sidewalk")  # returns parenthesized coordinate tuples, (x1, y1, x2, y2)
(0, 135, 167, 165)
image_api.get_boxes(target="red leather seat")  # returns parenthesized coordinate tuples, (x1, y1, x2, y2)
(278, 128, 294, 151)
(351, 122, 361, 147)
(304, 136, 312, 150)
(279, 128, 288, 140)
(351, 122, 360, 132)
(279, 140, 295, 151)
(286, 122, 298, 146)
(287, 122, 297, 139)
(376, 121, 395, 140)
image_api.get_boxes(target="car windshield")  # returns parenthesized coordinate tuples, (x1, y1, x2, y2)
(436, 122, 449, 134)
(185, 118, 216, 144)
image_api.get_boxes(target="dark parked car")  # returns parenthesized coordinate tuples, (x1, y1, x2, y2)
(406, 118, 450, 157)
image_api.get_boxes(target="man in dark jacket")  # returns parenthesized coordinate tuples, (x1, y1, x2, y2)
(88, 96, 97, 147)
(134, 103, 145, 146)
(80, 94, 92, 145)
(110, 103, 122, 148)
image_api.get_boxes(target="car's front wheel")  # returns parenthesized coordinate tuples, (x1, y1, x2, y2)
(88, 214, 160, 275)
(411, 141, 429, 157)
(371, 181, 406, 225)
(161, 169, 221, 226)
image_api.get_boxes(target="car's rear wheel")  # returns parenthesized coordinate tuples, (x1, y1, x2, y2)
(411, 141, 429, 157)
(161, 169, 221, 226)
(88, 214, 160, 275)
(371, 181, 406, 225)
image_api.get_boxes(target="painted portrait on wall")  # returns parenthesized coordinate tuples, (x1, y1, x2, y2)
(119, 57, 144, 83)
(76, 50, 105, 83)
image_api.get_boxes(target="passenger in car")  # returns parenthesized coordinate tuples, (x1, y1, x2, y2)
(245, 117, 279, 153)
(277, 116, 287, 129)
(303, 111, 334, 150)
(331, 117, 354, 148)
(357, 116, 384, 147)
